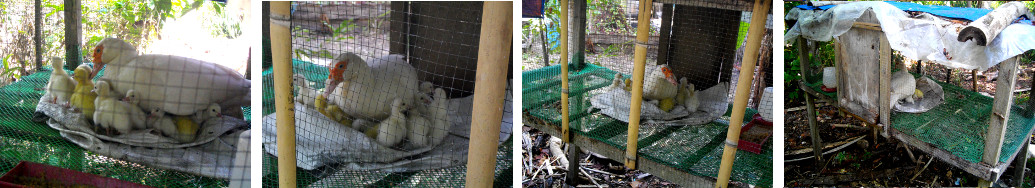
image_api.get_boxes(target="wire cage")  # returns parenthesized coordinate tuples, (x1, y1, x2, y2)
(522, 0, 772, 186)
(261, 1, 513, 187)
(787, 1, 1035, 183)
(0, 0, 252, 187)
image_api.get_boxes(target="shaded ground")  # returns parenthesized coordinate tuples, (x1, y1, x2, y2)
(521, 126, 681, 188)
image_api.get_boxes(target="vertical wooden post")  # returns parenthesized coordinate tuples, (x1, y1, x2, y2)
(879, 34, 891, 136)
(973, 70, 979, 91)
(463, 2, 512, 187)
(715, 0, 769, 187)
(270, 2, 296, 188)
(559, 0, 570, 143)
(798, 39, 822, 161)
(63, 0, 80, 69)
(624, 0, 653, 170)
(1012, 135, 1029, 187)
(33, 0, 42, 71)
(979, 56, 1020, 187)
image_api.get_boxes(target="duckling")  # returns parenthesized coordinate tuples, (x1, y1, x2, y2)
(93, 81, 131, 135)
(192, 103, 223, 125)
(121, 90, 149, 130)
(45, 57, 75, 106)
(171, 115, 200, 143)
(364, 98, 408, 147)
(293, 74, 320, 106)
(70, 65, 97, 120)
(680, 78, 699, 112)
(427, 88, 451, 146)
(146, 108, 181, 142)
(407, 110, 433, 147)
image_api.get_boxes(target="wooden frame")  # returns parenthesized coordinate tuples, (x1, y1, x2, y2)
(797, 16, 1033, 183)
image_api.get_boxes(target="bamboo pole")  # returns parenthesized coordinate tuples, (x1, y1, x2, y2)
(270, 2, 296, 188)
(464, 2, 512, 187)
(624, 0, 652, 169)
(560, 0, 570, 143)
(715, 0, 770, 187)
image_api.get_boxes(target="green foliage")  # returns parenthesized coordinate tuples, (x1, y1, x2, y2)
(0, 55, 20, 80)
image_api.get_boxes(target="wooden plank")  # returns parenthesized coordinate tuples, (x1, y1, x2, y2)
(983, 57, 1020, 171)
(1012, 136, 1030, 187)
(889, 127, 994, 179)
(586, 34, 660, 45)
(852, 22, 881, 31)
(878, 33, 891, 136)
(524, 121, 716, 187)
(654, 0, 753, 11)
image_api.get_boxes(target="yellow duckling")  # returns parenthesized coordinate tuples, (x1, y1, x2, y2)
(658, 98, 676, 112)
(70, 65, 96, 120)
(171, 115, 200, 143)
(316, 93, 353, 127)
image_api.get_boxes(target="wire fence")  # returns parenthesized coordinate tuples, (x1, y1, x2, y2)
(0, 0, 251, 187)
(521, 0, 771, 186)
(261, 1, 513, 187)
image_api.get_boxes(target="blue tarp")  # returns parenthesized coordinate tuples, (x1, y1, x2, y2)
(796, 1, 1030, 23)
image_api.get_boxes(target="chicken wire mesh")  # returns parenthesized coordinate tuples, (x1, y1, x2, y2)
(788, 1, 1035, 178)
(261, 1, 513, 187)
(0, 0, 252, 187)
(522, 0, 771, 186)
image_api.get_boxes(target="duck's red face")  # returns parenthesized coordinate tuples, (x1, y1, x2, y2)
(91, 46, 105, 78)
(323, 60, 348, 97)
(661, 67, 677, 85)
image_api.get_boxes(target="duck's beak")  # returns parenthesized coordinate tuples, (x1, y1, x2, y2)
(323, 78, 340, 97)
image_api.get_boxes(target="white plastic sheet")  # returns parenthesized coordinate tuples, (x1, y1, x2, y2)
(786, 2, 1035, 71)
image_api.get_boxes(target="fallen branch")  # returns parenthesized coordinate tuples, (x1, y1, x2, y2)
(580, 167, 603, 188)
(831, 123, 869, 131)
(911, 156, 935, 181)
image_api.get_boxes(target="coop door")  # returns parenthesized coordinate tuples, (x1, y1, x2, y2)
(836, 12, 883, 123)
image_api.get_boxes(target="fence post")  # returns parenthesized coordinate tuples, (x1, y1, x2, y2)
(270, 2, 297, 188)
(63, 0, 80, 69)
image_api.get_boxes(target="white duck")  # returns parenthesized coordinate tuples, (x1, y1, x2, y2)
(365, 98, 408, 147)
(325, 52, 419, 120)
(121, 90, 150, 130)
(407, 109, 432, 147)
(293, 74, 320, 106)
(890, 70, 918, 108)
(46, 57, 75, 106)
(427, 88, 451, 146)
(93, 81, 132, 135)
(91, 38, 250, 116)
(642, 64, 679, 100)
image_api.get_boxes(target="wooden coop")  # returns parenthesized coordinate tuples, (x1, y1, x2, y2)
(522, 0, 772, 187)
(790, 2, 1035, 186)
(264, 2, 513, 187)
(0, 0, 253, 187)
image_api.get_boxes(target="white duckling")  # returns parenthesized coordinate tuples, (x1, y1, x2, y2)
(608, 74, 625, 91)
(325, 52, 419, 120)
(93, 81, 132, 135)
(678, 78, 700, 112)
(192, 103, 223, 125)
(91, 38, 251, 116)
(365, 98, 409, 147)
(121, 90, 149, 130)
(427, 88, 451, 146)
(407, 109, 433, 147)
(642, 64, 679, 100)
(146, 108, 178, 141)
(46, 57, 75, 106)
(293, 74, 320, 106)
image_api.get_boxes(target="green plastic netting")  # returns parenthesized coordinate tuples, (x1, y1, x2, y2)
(0, 68, 249, 187)
(890, 76, 1035, 164)
(805, 71, 1035, 165)
(260, 2, 513, 186)
(522, 64, 773, 186)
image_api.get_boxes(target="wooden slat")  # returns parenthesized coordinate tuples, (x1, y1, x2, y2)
(983, 57, 1020, 171)
(388, 2, 408, 55)
(656, 4, 673, 66)
(852, 22, 882, 31)
(878, 33, 891, 136)
(799, 38, 823, 161)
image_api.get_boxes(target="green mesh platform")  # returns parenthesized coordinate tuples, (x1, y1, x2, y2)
(0, 68, 251, 187)
(260, 59, 513, 187)
(891, 77, 1035, 164)
(804, 79, 837, 99)
(522, 64, 773, 187)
